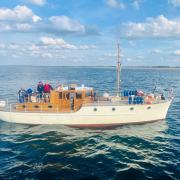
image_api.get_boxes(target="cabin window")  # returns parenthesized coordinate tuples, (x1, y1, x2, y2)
(70, 87, 75, 90)
(59, 92, 63, 99)
(76, 92, 82, 99)
(93, 108, 97, 111)
(48, 105, 53, 108)
(65, 93, 70, 100)
(147, 106, 151, 110)
(34, 105, 39, 108)
(130, 107, 134, 111)
(112, 107, 116, 111)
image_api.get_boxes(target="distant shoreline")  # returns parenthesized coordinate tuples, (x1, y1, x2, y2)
(0, 65, 180, 69)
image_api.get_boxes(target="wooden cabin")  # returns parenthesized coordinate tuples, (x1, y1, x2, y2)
(15, 85, 94, 113)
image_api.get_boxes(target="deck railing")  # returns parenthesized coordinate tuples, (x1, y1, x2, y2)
(2, 88, 173, 113)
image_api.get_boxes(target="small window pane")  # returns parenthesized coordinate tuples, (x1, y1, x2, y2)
(59, 92, 63, 99)
(76, 93, 82, 99)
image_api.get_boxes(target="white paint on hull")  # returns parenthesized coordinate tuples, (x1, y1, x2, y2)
(0, 100, 172, 126)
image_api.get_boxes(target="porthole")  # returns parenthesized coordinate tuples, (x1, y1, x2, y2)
(112, 107, 116, 111)
(93, 108, 97, 112)
(34, 105, 39, 108)
(130, 107, 134, 111)
(147, 106, 151, 110)
(48, 105, 53, 108)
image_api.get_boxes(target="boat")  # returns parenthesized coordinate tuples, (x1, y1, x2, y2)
(0, 44, 173, 128)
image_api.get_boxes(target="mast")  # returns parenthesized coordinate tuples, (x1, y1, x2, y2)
(116, 43, 121, 97)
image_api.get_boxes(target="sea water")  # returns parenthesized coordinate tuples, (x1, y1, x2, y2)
(0, 66, 179, 179)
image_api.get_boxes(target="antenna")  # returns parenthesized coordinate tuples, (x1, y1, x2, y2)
(117, 42, 121, 97)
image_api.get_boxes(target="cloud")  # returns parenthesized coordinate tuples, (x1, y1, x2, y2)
(15, 23, 32, 31)
(8, 44, 19, 50)
(40, 36, 77, 49)
(0, 5, 41, 32)
(173, 50, 180, 55)
(28, 0, 46, 6)
(29, 44, 40, 51)
(40, 36, 97, 50)
(151, 49, 162, 54)
(43, 16, 100, 36)
(0, 36, 97, 64)
(0, 6, 100, 36)
(41, 53, 53, 58)
(132, 0, 140, 10)
(0, 43, 6, 49)
(49, 16, 85, 34)
(169, 0, 180, 7)
(0, 22, 32, 32)
(0, 36, 98, 61)
(0, 5, 41, 22)
(120, 15, 180, 38)
(106, 0, 126, 9)
(0, 23, 11, 31)
(79, 45, 97, 49)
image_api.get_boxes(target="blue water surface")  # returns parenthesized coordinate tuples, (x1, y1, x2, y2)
(0, 66, 179, 179)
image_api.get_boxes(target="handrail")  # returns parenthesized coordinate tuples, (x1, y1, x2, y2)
(3, 98, 171, 113)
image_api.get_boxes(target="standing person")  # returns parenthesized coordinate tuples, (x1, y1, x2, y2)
(43, 82, 53, 102)
(57, 84, 62, 91)
(37, 81, 44, 102)
(26, 88, 33, 102)
(18, 88, 26, 103)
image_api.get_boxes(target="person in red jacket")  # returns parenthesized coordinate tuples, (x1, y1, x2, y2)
(43, 82, 53, 102)
(44, 82, 53, 93)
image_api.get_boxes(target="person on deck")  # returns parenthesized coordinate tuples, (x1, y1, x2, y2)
(161, 93, 165, 100)
(43, 82, 53, 102)
(26, 88, 33, 102)
(37, 81, 44, 102)
(44, 82, 53, 93)
(18, 88, 26, 103)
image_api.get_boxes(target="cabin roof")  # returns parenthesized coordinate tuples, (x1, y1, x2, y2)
(60, 86, 93, 91)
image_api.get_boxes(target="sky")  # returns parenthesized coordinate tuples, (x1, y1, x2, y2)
(0, 0, 180, 66)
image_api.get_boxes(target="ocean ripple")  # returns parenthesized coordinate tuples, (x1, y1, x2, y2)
(0, 66, 180, 179)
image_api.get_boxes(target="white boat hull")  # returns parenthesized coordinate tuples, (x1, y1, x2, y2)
(0, 100, 172, 127)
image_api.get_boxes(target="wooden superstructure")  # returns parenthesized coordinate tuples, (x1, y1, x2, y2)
(15, 86, 94, 113)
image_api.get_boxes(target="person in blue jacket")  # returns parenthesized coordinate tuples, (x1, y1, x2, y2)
(27, 88, 33, 102)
